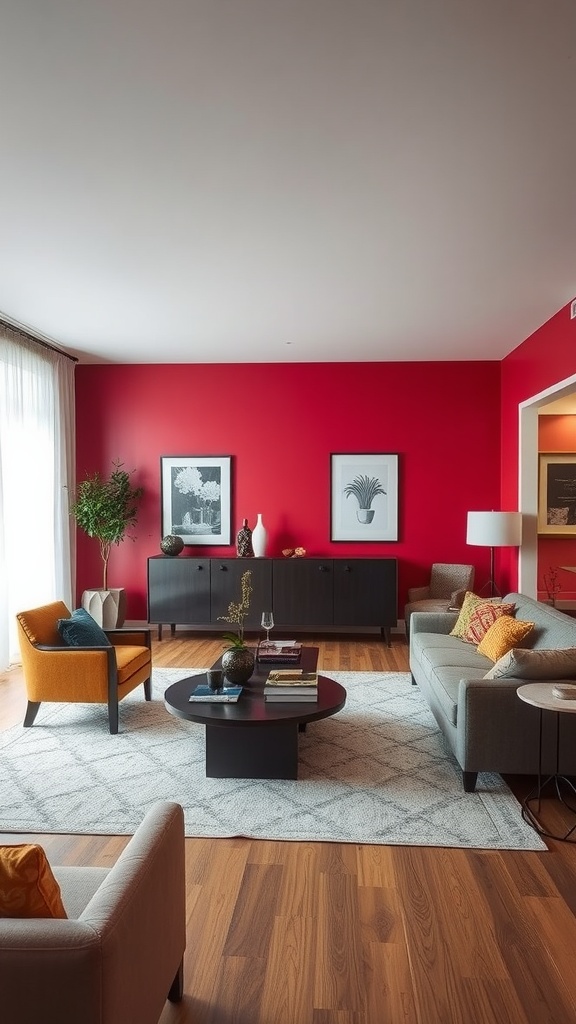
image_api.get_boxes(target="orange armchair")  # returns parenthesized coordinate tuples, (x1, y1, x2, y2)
(16, 601, 152, 734)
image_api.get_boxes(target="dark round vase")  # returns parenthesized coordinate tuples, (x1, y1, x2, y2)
(222, 646, 255, 684)
(236, 518, 254, 557)
(160, 534, 185, 556)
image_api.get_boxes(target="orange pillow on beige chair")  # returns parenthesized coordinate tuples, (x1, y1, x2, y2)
(0, 843, 67, 918)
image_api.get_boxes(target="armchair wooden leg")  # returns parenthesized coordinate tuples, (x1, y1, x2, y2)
(167, 959, 184, 1002)
(23, 701, 41, 727)
(144, 676, 151, 700)
(108, 699, 119, 735)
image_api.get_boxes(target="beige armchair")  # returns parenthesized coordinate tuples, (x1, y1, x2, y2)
(0, 801, 186, 1024)
(404, 563, 475, 636)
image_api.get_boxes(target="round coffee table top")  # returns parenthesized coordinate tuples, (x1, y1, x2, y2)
(517, 682, 576, 713)
(164, 672, 347, 728)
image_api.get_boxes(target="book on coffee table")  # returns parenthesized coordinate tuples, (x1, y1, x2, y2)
(264, 669, 318, 702)
(189, 684, 243, 703)
(257, 641, 302, 663)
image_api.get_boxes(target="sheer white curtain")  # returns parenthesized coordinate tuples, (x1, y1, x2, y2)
(0, 325, 75, 669)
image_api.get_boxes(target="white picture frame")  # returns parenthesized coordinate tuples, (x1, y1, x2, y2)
(161, 455, 232, 545)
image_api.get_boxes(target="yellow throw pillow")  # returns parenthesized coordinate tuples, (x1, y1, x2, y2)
(450, 592, 501, 640)
(0, 844, 67, 919)
(477, 617, 535, 662)
(462, 601, 515, 644)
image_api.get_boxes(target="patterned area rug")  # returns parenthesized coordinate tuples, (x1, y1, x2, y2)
(0, 668, 546, 849)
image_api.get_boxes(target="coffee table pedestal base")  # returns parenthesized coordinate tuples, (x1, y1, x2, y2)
(205, 722, 299, 779)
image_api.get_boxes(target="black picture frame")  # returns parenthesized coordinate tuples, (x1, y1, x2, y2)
(161, 455, 232, 545)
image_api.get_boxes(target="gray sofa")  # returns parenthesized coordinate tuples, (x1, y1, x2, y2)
(409, 592, 576, 791)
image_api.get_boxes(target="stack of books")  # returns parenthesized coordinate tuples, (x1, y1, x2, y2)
(264, 669, 318, 703)
(257, 640, 302, 664)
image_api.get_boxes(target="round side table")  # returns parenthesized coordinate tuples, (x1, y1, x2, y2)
(517, 682, 576, 842)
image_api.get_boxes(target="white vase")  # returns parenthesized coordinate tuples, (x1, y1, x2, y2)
(252, 514, 267, 557)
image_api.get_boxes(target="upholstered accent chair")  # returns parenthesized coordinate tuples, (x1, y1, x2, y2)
(404, 563, 475, 636)
(0, 801, 186, 1024)
(16, 601, 152, 734)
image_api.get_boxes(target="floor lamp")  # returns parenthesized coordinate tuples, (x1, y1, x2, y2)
(466, 511, 523, 597)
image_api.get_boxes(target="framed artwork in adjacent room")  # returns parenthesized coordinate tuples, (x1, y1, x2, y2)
(331, 453, 398, 541)
(161, 455, 232, 545)
(538, 453, 576, 535)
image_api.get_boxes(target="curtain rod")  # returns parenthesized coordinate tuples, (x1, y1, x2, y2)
(0, 316, 78, 363)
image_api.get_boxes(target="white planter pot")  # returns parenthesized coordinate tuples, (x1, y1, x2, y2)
(82, 588, 127, 628)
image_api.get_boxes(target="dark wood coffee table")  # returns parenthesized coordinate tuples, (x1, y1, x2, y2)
(163, 646, 346, 779)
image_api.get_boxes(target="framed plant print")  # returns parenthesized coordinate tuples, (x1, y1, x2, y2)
(331, 453, 398, 541)
(161, 456, 232, 545)
(538, 453, 576, 535)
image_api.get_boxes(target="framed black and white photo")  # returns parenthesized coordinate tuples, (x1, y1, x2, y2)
(331, 453, 398, 541)
(538, 453, 576, 535)
(161, 456, 232, 545)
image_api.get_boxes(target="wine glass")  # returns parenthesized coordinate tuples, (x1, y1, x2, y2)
(261, 611, 274, 646)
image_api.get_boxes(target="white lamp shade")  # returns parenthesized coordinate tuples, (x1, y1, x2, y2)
(466, 511, 522, 547)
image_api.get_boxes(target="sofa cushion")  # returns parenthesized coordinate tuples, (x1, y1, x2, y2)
(484, 646, 576, 680)
(58, 607, 111, 648)
(450, 592, 502, 640)
(462, 601, 515, 644)
(0, 844, 67, 918)
(477, 617, 535, 661)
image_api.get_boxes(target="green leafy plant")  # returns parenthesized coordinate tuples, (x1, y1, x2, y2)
(344, 474, 386, 509)
(218, 570, 253, 648)
(70, 460, 143, 589)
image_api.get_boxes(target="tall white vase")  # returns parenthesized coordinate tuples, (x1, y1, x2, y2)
(252, 514, 267, 557)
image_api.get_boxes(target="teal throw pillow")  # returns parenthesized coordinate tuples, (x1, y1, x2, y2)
(58, 608, 111, 647)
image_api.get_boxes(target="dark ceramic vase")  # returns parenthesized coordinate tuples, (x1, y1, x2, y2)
(236, 518, 254, 557)
(160, 534, 185, 556)
(222, 646, 255, 684)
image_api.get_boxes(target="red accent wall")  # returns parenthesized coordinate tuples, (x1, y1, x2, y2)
(74, 361, 501, 620)
(501, 302, 576, 589)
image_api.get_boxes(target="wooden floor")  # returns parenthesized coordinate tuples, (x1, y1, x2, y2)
(3, 633, 576, 1024)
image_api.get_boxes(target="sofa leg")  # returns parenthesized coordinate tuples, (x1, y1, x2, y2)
(411, 674, 417, 686)
(168, 959, 184, 1002)
(463, 771, 478, 792)
(144, 676, 151, 700)
(108, 700, 119, 735)
(23, 701, 41, 727)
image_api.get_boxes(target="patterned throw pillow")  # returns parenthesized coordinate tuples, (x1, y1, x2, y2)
(0, 844, 67, 918)
(462, 601, 516, 644)
(450, 592, 501, 640)
(477, 617, 535, 662)
(484, 647, 576, 680)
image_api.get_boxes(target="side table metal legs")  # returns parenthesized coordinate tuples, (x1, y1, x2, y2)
(522, 708, 576, 843)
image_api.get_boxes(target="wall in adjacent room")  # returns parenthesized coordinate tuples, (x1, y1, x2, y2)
(74, 361, 501, 621)
(538, 414, 576, 603)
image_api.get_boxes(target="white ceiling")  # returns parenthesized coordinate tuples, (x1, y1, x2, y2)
(1, 0, 576, 365)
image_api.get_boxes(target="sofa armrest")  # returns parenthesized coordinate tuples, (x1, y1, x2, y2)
(410, 611, 458, 636)
(80, 800, 185, 1023)
(407, 585, 430, 602)
(449, 588, 467, 608)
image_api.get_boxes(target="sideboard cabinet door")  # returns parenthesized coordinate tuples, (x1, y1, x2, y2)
(210, 558, 272, 627)
(333, 558, 397, 628)
(147, 556, 210, 625)
(272, 559, 333, 625)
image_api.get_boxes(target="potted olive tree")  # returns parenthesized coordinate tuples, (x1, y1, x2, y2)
(71, 460, 143, 627)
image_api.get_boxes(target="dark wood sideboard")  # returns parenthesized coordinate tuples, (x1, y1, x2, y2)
(147, 556, 397, 644)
